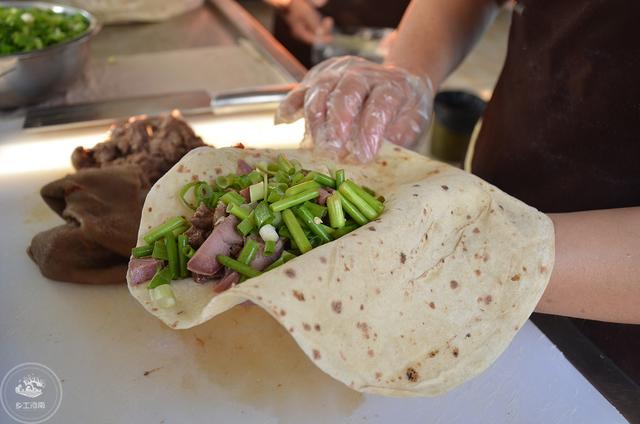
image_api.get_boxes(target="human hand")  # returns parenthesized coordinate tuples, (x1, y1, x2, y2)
(281, 0, 333, 44)
(276, 56, 433, 163)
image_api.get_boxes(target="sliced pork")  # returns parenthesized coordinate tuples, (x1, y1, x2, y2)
(187, 215, 243, 275)
(128, 258, 163, 285)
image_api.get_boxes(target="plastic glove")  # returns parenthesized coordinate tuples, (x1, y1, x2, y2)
(276, 56, 433, 163)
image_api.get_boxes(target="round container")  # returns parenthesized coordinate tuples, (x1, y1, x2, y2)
(0, 2, 100, 109)
(430, 90, 486, 163)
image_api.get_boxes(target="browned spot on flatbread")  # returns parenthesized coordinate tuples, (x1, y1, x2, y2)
(450, 280, 459, 289)
(393, 147, 401, 152)
(359, 304, 364, 311)
(331, 300, 342, 313)
(466, 333, 471, 338)
(375, 372, 382, 380)
(292, 290, 305, 301)
(314, 324, 321, 331)
(441, 185, 449, 191)
(319, 256, 327, 264)
(400, 252, 406, 264)
(466, 214, 471, 220)
(279, 309, 286, 316)
(367, 349, 375, 357)
(428, 302, 436, 309)
(511, 274, 521, 281)
(312, 349, 321, 360)
(215, 167, 222, 175)
(540, 265, 548, 274)
(195, 336, 205, 348)
(151, 307, 158, 312)
(148, 207, 153, 212)
(429, 350, 439, 358)
(472, 227, 480, 234)
(368, 226, 376, 231)
(171, 321, 179, 328)
(356, 322, 371, 339)
(177, 164, 185, 173)
(381, 160, 388, 166)
(303, 323, 311, 331)
(143, 367, 162, 376)
(474, 269, 482, 276)
(406, 367, 419, 382)
(452, 347, 459, 357)
(285, 268, 296, 278)
(191, 175, 199, 181)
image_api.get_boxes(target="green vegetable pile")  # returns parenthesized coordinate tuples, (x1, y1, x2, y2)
(132, 154, 385, 308)
(0, 6, 89, 55)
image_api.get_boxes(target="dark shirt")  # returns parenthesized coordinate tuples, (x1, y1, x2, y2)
(472, 0, 640, 382)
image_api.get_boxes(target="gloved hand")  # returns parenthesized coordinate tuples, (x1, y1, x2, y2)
(276, 56, 434, 163)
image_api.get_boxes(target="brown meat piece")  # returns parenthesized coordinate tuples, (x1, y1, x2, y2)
(71, 114, 206, 182)
(185, 203, 214, 248)
(29, 166, 148, 284)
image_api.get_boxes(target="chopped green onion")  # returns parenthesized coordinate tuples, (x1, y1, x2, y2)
(294, 205, 332, 244)
(228, 203, 251, 221)
(131, 244, 153, 258)
(150, 283, 176, 308)
(291, 171, 305, 185)
(236, 212, 256, 236)
(285, 180, 320, 197)
(257, 161, 277, 175)
(249, 181, 265, 203)
(179, 181, 201, 210)
(336, 192, 368, 226)
(194, 182, 214, 207)
(278, 154, 294, 174)
(144, 216, 188, 245)
(247, 171, 263, 184)
(237, 239, 259, 265)
(238, 175, 252, 189)
(331, 224, 359, 238)
(282, 209, 312, 253)
(177, 235, 189, 278)
(312, 172, 337, 188)
(172, 224, 190, 237)
(152, 240, 168, 260)
(270, 189, 320, 212)
(271, 210, 282, 227)
(278, 225, 291, 240)
(338, 182, 378, 220)
(264, 240, 276, 255)
(259, 223, 279, 242)
(216, 255, 262, 278)
(220, 191, 245, 206)
(264, 250, 297, 272)
(303, 201, 327, 218)
(254, 202, 274, 228)
(335, 169, 345, 187)
(267, 162, 281, 173)
(147, 266, 172, 289)
(215, 175, 232, 189)
(343, 180, 384, 215)
(291, 159, 303, 173)
(262, 172, 269, 202)
(267, 188, 284, 203)
(325, 162, 337, 178)
(165, 232, 179, 279)
(327, 193, 346, 228)
(273, 171, 290, 184)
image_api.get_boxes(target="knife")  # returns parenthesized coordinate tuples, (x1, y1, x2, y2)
(23, 83, 296, 131)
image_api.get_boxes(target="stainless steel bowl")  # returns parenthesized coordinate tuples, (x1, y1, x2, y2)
(0, 2, 100, 109)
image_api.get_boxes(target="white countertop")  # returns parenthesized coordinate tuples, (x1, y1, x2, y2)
(0, 113, 627, 423)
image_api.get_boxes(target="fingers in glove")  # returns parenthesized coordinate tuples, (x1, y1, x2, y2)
(348, 83, 402, 163)
(303, 73, 340, 147)
(325, 70, 370, 149)
(276, 84, 308, 123)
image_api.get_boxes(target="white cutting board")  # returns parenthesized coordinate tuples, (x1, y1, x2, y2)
(0, 113, 627, 424)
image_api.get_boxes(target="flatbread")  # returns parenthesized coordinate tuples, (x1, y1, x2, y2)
(128, 144, 554, 396)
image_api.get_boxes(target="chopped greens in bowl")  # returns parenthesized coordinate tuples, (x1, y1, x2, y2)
(0, 5, 90, 55)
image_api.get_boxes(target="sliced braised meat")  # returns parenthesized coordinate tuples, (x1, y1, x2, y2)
(214, 269, 240, 293)
(213, 202, 227, 224)
(185, 203, 214, 248)
(128, 258, 162, 285)
(187, 215, 243, 275)
(250, 239, 285, 271)
(237, 159, 253, 175)
(71, 114, 206, 183)
(317, 187, 334, 206)
(239, 187, 250, 202)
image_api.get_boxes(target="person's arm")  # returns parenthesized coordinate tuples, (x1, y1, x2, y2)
(387, 0, 500, 88)
(538, 208, 640, 324)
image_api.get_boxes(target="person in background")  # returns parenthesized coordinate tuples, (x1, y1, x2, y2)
(277, 0, 640, 383)
(264, 0, 410, 67)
